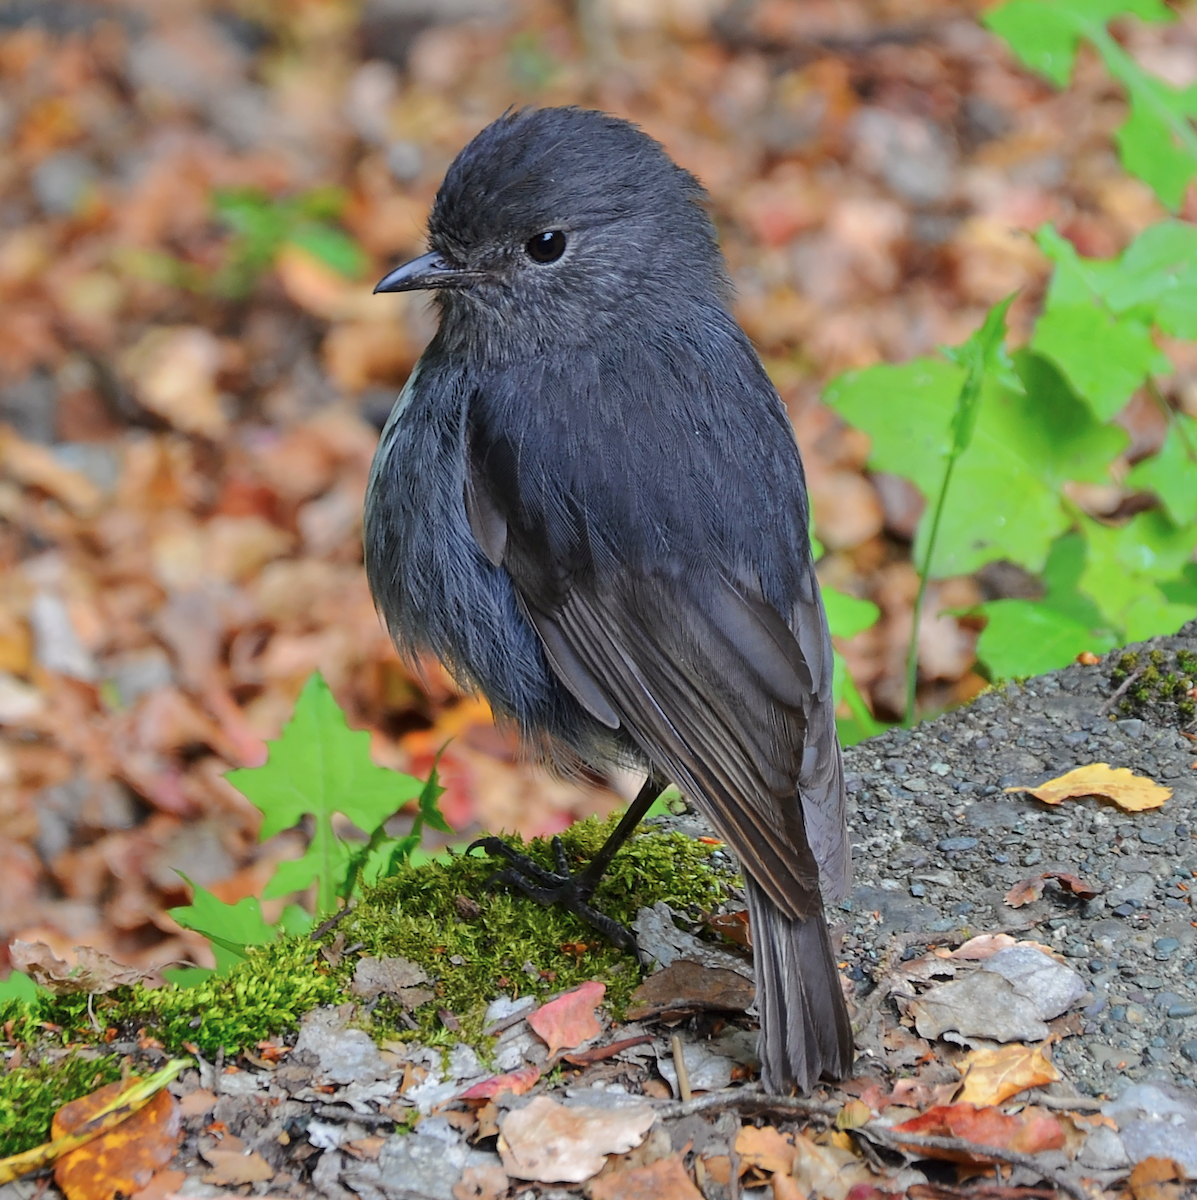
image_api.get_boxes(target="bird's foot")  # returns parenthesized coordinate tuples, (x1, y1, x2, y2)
(467, 835, 642, 961)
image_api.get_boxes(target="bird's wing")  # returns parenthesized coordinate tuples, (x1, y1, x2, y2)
(529, 570, 827, 921)
(467, 443, 828, 918)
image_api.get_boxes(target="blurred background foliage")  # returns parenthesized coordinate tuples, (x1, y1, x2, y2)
(0, 0, 1194, 974)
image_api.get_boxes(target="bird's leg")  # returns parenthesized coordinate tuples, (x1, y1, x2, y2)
(468, 775, 669, 960)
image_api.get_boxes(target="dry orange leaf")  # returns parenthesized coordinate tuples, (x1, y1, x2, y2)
(1129, 1157, 1186, 1200)
(1004, 870, 1099, 908)
(892, 1103, 1064, 1163)
(527, 980, 604, 1057)
(1005, 763, 1170, 811)
(734, 1125, 795, 1175)
(53, 1080, 180, 1200)
(956, 1041, 1059, 1106)
(589, 1153, 703, 1200)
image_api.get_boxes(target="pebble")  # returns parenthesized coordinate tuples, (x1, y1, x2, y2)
(1138, 977, 1165, 990)
(938, 836, 978, 852)
(1023, 849, 1042, 866)
(1154, 937, 1180, 959)
(909, 882, 926, 897)
(1169, 1004, 1197, 1019)
(1182, 1042, 1197, 1064)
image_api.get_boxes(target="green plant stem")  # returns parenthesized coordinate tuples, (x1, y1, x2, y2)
(905, 455, 958, 727)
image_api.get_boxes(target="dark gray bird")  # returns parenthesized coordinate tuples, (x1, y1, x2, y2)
(363, 106, 854, 1093)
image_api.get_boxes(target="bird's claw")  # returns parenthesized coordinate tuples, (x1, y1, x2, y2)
(467, 836, 643, 962)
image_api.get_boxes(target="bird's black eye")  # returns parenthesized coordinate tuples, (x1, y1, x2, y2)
(525, 230, 567, 264)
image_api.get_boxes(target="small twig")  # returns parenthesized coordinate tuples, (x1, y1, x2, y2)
(671, 1034, 692, 1102)
(310, 904, 354, 942)
(862, 1127, 1089, 1200)
(482, 1003, 539, 1038)
(314, 1105, 399, 1127)
(653, 1082, 839, 1121)
(1022, 1092, 1104, 1112)
(1100, 666, 1144, 714)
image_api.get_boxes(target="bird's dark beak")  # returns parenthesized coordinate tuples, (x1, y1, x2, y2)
(373, 252, 474, 293)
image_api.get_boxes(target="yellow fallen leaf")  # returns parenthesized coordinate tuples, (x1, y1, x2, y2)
(1005, 763, 1170, 812)
(957, 1041, 1059, 1107)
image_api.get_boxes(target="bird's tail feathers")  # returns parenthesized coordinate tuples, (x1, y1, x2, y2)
(745, 874, 854, 1093)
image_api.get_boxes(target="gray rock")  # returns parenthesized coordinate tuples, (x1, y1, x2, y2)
(294, 1007, 391, 1085)
(1103, 1083, 1197, 1173)
(1077, 1125, 1129, 1170)
(1108, 874, 1156, 906)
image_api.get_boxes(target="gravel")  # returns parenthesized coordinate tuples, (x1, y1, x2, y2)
(838, 621, 1197, 1098)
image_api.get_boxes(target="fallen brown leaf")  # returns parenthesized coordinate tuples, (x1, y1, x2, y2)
(626, 959, 754, 1020)
(497, 1095, 655, 1184)
(588, 1152, 703, 1200)
(790, 1132, 875, 1200)
(734, 1125, 795, 1175)
(53, 1080, 181, 1200)
(453, 1163, 510, 1200)
(1004, 871, 1099, 908)
(1005, 763, 1170, 812)
(1128, 1157, 1186, 1200)
(200, 1148, 275, 1185)
(11, 942, 165, 995)
(956, 1041, 1059, 1106)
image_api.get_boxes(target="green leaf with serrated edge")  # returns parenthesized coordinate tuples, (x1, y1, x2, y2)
(823, 588, 880, 640)
(170, 873, 278, 950)
(1105, 220, 1197, 337)
(417, 753, 452, 834)
(0, 970, 41, 1002)
(226, 673, 424, 913)
(826, 352, 1119, 577)
(983, 2, 1081, 87)
(977, 599, 1117, 679)
(1006, 352, 1128, 484)
(1079, 510, 1197, 634)
(279, 904, 314, 936)
(1127, 414, 1197, 526)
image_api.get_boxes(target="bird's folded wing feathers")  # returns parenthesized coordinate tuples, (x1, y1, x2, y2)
(523, 572, 826, 921)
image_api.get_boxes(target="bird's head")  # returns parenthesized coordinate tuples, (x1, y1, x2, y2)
(374, 107, 727, 349)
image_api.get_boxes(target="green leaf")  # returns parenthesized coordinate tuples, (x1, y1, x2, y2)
(169, 874, 278, 951)
(1160, 562, 1197, 605)
(1116, 100, 1197, 213)
(288, 224, 368, 279)
(166, 874, 281, 984)
(977, 600, 1117, 679)
(1106, 220, 1197, 338)
(827, 358, 1078, 576)
(983, 2, 1082, 87)
(1127, 414, 1197, 526)
(833, 650, 886, 746)
(942, 293, 1019, 458)
(1080, 510, 1197, 636)
(822, 587, 880, 640)
(226, 673, 425, 914)
(417, 754, 452, 835)
(0, 970, 41, 1002)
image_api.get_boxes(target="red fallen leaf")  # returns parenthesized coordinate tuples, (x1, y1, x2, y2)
(459, 1065, 541, 1100)
(892, 1104, 1065, 1163)
(528, 980, 604, 1057)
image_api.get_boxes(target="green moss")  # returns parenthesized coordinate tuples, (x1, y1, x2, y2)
(1111, 645, 1196, 725)
(0, 1053, 123, 1158)
(0, 818, 732, 1066)
(342, 815, 733, 1044)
